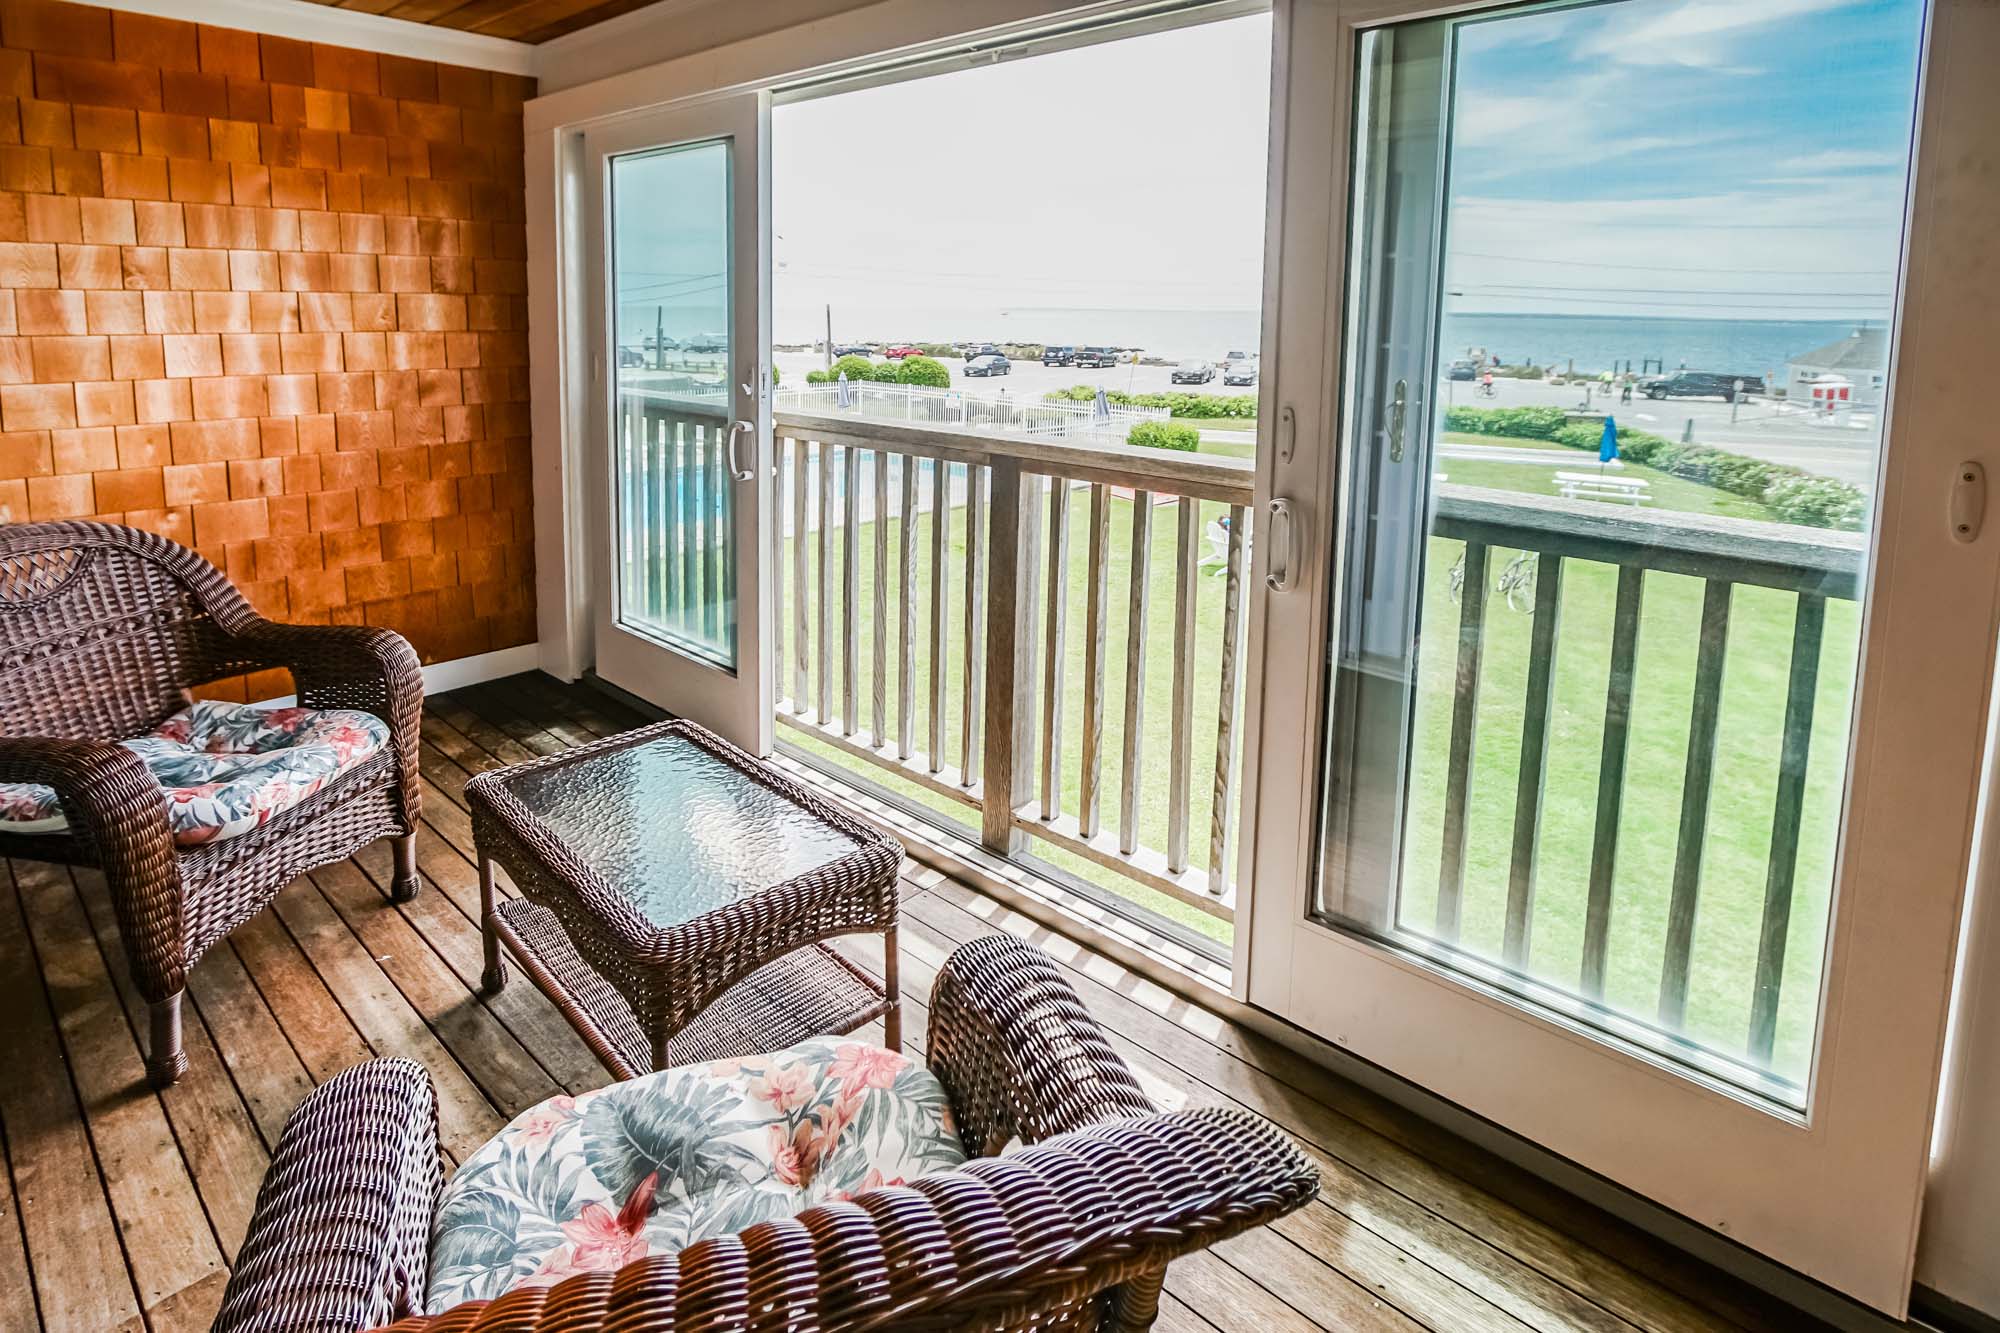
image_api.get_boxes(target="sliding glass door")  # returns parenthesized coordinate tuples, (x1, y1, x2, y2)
(1243, 0, 1998, 1312)
(584, 96, 774, 751)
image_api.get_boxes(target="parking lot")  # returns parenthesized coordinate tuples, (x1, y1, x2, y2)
(773, 349, 1259, 402)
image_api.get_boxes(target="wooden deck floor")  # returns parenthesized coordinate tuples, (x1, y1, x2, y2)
(0, 672, 1842, 1332)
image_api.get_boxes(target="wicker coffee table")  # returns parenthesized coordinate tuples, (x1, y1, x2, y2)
(466, 719, 902, 1079)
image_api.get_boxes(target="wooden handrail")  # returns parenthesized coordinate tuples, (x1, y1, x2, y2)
(774, 410, 1256, 506)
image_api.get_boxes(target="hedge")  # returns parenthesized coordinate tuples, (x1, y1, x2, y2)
(1128, 420, 1201, 452)
(1045, 385, 1257, 420)
(1443, 405, 1866, 531)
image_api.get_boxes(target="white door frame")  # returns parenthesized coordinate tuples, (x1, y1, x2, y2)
(578, 95, 776, 752)
(1236, 0, 2000, 1314)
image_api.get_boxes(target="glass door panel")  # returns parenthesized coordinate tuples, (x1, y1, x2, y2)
(1316, 0, 1918, 1109)
(611, 142, 738, 670)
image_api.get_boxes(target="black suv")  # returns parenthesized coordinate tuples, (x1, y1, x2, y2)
(1043, 345, 1076, 366)
(1641, 371, 1762, 402)
(1074, 346, 1120, 368)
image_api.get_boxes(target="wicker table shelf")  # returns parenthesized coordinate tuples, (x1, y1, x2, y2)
(466, 719, 902, 1080)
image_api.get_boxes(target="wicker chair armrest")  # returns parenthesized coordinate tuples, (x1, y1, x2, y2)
(214, 1058, 444, 1333)
(235, 621, 424, 823)
(927, 935, 1155, 1156)
(373, 1105, 1318, 1333)
(0, 736, 186, 996)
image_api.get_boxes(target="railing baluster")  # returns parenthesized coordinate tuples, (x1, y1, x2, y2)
(1581, 564, 1645, 997)
(899, 455, 917, 760)
(842, 443, 860, 735)
(1503, 554, 1564, 967)
(1437, 541, 1489, 939)
(790, 437, 807, 709)
(1167, 498, 1200, 874)
(1119, 492, 1153, 856)
(817, 440, 833, 724)
(928, 460, 950, 773)
(709, 426, 727, 645)
(1040, 478, 1072, 819)
(1079, 483, 1111, 838)
(1749, 592, 1825, 1061)
(960, 464, 985, 785)
(700, 426, 718, 643)
(680, 422, 696, 636)
(1209, 503, 1247, 896)
(872, 450, 888, 747)
(1660, 578, 1733, 1028)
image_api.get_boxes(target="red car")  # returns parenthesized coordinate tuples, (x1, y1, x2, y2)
(884, 344, 921, 359)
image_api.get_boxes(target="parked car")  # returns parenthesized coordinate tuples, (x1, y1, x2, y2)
(961, 343, 1000, 361)
(1223, 360, 1259, 386)
(1448, 358, 1478, 381)
(617, 346, 645, 368)
(1641, 371, 1762, 402)
(1043, 345, 1076, 366)
(831, 343, 872, 357)
(1222, 350, 1252, 369)
(1074, 346, 1121, 368)
(965, 353, 1011, 377)
(1171, 360, 1217, 385)
(884, 344, 920, 359)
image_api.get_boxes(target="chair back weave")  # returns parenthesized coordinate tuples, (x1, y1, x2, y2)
(0, 522, 265, 742)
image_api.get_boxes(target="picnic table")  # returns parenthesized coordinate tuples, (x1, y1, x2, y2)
(1555, 471, 1650, 504)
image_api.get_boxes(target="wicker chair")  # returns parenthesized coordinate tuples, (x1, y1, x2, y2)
(0, 521, 424, 1087)
(211, 935, 1320, 1333)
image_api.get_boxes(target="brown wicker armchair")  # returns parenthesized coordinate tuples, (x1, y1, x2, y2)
(211, 935, 1320, 1333)
(0, 521, 424, 1086)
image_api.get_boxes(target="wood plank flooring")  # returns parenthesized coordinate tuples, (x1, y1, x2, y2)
(0, 672, 1841, 1332)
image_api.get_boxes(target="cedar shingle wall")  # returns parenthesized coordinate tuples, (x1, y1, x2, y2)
(0, 0, 536, 695)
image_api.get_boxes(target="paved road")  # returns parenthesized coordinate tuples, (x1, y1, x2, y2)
(770, 351, 1879, 486)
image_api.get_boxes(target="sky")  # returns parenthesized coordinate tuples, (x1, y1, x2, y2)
(1444, 0, 1924, 319)
(770, 14, 1273, 345)
(617, 0, 1929, 354)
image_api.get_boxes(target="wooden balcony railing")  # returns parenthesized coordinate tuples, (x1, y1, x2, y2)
(770, 411, 1255, 922)
(1429, 485, 1864, 1066)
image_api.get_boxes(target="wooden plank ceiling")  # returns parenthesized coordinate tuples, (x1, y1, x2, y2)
(300, 0, 665, 45)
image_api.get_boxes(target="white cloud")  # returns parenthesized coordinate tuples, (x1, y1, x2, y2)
(1773, 149, 1906, 173)
(1577, 0, 1859, 70)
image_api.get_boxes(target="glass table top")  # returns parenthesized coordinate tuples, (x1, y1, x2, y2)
(506, 732, 863, 930)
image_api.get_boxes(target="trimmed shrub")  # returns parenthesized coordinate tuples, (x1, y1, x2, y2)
(1708, 453, 1779, 499)
(1044, 386, 1256, 419)
(1765, 476, 1868, 530)
(1444, 405, 1567, 440)
(898, 355, 950, 388)
(1128, 420, 1202, 452)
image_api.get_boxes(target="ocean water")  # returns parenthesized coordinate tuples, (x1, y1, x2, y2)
(778, 303, 1873, 378)
(1438, 313, 1875, 379)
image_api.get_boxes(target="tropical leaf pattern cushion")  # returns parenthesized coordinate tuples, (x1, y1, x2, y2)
(425, 1038, 968, 1313)
(0, 700, 389, 847)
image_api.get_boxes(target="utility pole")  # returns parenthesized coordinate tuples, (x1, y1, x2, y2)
(825, 304, 833, 370)
(654, 307, 663, 371)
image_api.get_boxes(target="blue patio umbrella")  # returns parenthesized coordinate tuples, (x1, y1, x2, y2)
(836, 370, 852, 410)
(1093, 386, 1111, 423)
(1599, 416, 1619, 464)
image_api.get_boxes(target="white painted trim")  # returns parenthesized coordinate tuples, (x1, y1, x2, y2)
(251, 644, 543, 708)
(420, 644, 543, 694)
(94, 0, 536, 76)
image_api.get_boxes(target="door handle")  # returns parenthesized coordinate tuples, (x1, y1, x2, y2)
(1266, 497, 1298, 592)
(1388, 378, 1408, 463)
(725, 420, 755, 482)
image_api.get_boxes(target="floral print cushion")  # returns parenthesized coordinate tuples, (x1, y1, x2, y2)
(0, 700, 390, 847)
(425, 1038, 969, 1313)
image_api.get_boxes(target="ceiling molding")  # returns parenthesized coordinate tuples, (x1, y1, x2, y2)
(98, 0, 538, 76)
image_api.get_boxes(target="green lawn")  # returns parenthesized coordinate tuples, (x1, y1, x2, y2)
(768, 438, 1855, 1087)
